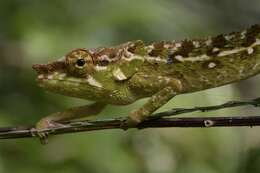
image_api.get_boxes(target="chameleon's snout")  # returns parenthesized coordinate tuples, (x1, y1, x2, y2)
(32, 60, 67, 84)
(32, 64, 49, 74)
(32, 60, 66, 75)
(32, 64, 55, 82)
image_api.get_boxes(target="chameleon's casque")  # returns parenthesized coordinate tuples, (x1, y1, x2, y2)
(33, 24, 260, 141)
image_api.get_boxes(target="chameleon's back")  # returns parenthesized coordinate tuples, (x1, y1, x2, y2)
(143, 24, 260, 93)
(31, 24, 260, 136)
(32, 24, 260, 103)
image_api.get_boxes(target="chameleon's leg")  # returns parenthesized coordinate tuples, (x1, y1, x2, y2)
(122, 78, 182, 129)
(34, 102, 106, 144)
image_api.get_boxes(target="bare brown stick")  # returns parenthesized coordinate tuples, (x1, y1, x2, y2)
(0, 97, 260, 140)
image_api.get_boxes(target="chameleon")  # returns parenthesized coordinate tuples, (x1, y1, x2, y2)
(33, 24, 260, 142)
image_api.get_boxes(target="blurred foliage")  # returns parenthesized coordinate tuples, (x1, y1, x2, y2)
(0, 0, 260, 173)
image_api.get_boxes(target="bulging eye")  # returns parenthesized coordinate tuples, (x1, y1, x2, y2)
(76, 58, 86, 68)
(66, 49, 95, 76)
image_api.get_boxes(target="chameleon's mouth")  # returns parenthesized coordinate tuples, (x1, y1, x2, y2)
(32, 60, 92, 87)
(32, 63, 92, 99)
(32, 62, 106, 100)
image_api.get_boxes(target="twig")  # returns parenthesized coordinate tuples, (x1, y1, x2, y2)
(0, 97, 260, 140)
(151, 97, 260, 119)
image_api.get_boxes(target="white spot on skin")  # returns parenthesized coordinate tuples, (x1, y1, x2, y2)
(58, 73, 67, 80)
(163, 44, 171, 49)
(95, 65, 108, 71)
(171, 43, 182, 51)
(113, 68, 127, 80)
(205, 38, 212, 46)
(208, 62, 216, 68)
(224, 34, 235, 41)
(122, 55, 144, 62)
(193, 41, 200, 48)
(175, 43, 182, 48)
(174, 55, 183, 61)
(212, 47, 220, 52)
(146, 56, 167, 63)
(255, 38, 260, 45)
(146, 45, 154, 53)
(99, 55, 112, 62)
(175, 54, 211, 62)
(247, 47, 254, 55)
(217, 47, 245, 57)
(47, 75, 53, 80)
(86, 75, 103, 88)
(241, 30, 247, 39)
(38, 74, 44, 79)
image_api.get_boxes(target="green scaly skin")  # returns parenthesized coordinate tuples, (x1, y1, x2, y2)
(32, 24, 260, 143)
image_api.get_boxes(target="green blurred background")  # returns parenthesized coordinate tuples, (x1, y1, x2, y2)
(0, 0, 260, 173)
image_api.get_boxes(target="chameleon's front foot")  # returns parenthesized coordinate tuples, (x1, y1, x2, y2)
(33, 118, 66, 144)
(120, 111, 145, 130)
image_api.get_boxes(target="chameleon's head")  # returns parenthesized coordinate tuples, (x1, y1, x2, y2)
(32, 48, 111, 99)
(32, 41, 145, 100)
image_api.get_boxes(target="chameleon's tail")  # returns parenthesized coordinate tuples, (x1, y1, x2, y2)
(211, 24, 260, 83)
(191, 24, 260, 91)
(145, 24, 260, 92)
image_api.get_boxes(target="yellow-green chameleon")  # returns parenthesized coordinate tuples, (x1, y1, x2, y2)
(33, 24, 260, 140)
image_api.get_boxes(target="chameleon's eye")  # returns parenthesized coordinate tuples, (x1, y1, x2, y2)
(66, 49, 95, 76)
(76, 58, 86, 68)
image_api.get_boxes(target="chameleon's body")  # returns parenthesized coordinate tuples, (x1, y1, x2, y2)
(33, 25, 260, 140)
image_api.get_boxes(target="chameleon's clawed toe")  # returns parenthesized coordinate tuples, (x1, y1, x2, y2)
(35, 119, 66, 144)
(120, 114, 142, 130)
(37, 131, 50, 145)
(30, 127, 50, 144)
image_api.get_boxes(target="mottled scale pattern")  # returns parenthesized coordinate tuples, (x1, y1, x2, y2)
(153, 24, 260, 91)
(31, 23, 260, 114)
(36, 24, 260, 94)
(31, 24, 260, 138)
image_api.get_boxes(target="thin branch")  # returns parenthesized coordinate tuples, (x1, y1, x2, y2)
(151, 97, 260, 119)
(0, 97, 260, 140)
